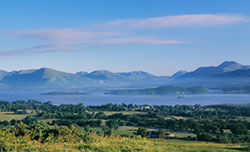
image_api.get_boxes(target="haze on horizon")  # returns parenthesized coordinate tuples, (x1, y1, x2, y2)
(1, 0, 250, 76)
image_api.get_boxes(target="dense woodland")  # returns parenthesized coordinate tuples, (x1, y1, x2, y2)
(0, 100, 249, 151)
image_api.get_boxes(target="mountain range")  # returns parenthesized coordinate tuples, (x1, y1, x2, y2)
(171, 61, 250, 87)
(0, 61, 249, 91)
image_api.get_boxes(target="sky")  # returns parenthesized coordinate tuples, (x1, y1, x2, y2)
(0, 0, 250, 76)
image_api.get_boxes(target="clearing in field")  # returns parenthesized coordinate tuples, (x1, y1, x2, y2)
(0, 112, 34, 121)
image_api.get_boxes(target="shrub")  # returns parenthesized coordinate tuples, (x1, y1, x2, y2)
(137, 128, 147, 137)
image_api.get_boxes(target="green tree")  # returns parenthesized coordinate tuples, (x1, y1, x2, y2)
(84, 124, 91, 133)
(95, 112, 106, 119)
(158, 129, 167, 138)
(103, 126, 114, 136)
(10, 119, 17, 126)
(231, 124, 249, 135)
(106, 120, 119, 130)
(197, 133, 214, 141)
(137, 128, 147, 137)
(219, 135, 231, 143)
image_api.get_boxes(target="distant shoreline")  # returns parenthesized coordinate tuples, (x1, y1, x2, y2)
(105, 86, 209, 95)
(41, 91, 90, 95)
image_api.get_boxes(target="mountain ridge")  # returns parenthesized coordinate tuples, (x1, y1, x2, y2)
(179, 61, 244, 78)
(171, 61, 250, 87)
(0, 61, 249, 90)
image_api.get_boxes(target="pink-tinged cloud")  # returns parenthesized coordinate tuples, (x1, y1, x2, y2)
(101, 14, 247, 28)
(0, 37, 188, 56)
(52, 37, 188, 49)
(6, 29, 121, 41)
(89, 37, 187, 46)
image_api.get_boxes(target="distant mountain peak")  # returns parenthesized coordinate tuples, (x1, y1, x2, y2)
(75, 71, 88, 76)
(34, 68, 67, 77)
(90, 70, 113, 74)
(118, 71, 157, 80)
(16, 69, 36, 74)
(218, 61, 243, 73)
(119, 71, 154, 76)
(85, 70, 123, 80)
(218, 61, 242, 68)
(179, 61, 245, 78)
(37, 67, 59, 72)
(130, 71, 150, 74)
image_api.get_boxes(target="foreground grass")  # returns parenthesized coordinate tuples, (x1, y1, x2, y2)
(75, 137, 244, 152)
(1, 133, 245, 152)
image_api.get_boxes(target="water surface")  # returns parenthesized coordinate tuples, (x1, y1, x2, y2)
(0, 91, 249, 106)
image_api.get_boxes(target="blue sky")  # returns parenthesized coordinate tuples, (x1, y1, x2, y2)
(0, 0, 250, 75)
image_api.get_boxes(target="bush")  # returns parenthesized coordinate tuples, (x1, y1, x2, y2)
(231, 124, 249, 135)
(197, 133, 214, 141)
(103, 126, 114, 136)
(137, 128, 147, 137)
(158, 129, 167, 138)
(106, 120, 119, 130)
(219, 135, 231, 143)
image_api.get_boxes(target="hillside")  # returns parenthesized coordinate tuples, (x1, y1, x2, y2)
(216, 69, 250, 77)
(1, 68, 89, 89)
(170, 70, 188, 79)
(1, 130, 244, 152)
(0, 70, 8, 80)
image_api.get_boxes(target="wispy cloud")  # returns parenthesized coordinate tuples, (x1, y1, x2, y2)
(100, 14, 247, 28)
(0, 37, 187, 56)
(5, 29, 121, 41)
(6, 14, 246, 42)
(87, 37, 186, 46)
(2, 14, 245, 56)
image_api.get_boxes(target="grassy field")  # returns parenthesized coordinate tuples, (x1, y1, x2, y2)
(172, 131, 196, 138)
(100, 111, 147, 116)
(165, 115, 188, 120)
(115, 126, 137, 136)
(38, 119, 58, 123)
(0, 112, 34, 121)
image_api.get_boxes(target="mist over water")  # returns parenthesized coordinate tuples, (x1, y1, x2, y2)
(0, 91, 249, 106)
